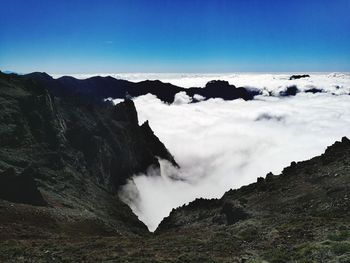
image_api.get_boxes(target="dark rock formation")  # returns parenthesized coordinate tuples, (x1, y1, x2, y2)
(220, 202, 249, 225)
(305, 87, 323, 93)
(24, 72, 259, 103)
(279, 85, 299, 96)
(289, 74, 310, 80)
(0, 71, 176, 237)
(186, 80, 260, 101)
(0, 167, 47, 206)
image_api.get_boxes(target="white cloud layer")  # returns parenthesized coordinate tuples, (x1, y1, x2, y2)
(173, 91, 192, 105)
(114, 72, 350, 232)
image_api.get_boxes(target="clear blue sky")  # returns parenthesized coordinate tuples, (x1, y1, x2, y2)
(1, 0, 350, 73)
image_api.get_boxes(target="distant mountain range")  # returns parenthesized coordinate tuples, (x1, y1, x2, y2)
(2, 71, 327, 103)
(23, 71, 259, 103)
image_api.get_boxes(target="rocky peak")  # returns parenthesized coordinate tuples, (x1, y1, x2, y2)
(205, 80, 234, 89)
(289, 74, 310, 80)
(25, 72, 54, 82)
(112, 99, 138, 124)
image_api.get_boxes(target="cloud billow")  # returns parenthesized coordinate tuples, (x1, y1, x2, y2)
(117, 74, 350, 231)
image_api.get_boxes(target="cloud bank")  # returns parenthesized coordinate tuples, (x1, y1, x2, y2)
(115, 77, 350, 231)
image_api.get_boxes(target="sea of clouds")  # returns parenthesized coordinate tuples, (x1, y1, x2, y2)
(94, 73, 350, 231)
(53, 72, 350, 95)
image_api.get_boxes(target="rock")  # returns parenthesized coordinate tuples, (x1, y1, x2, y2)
(305, 88, 323, 94)
(279, 85, 299, 96)
(265, 172, 275, 182)
(187, 80, 257, 101)
(341, 136, 350, 144)
(289, 74, 310, 80)
(205, 80, 232, 89)
(0, 167, 47, 206)
(112, 99, 138, 124)
(257, 177, 264, 183)
(221, 202, 249, 225)
(140, 120, 178, 167)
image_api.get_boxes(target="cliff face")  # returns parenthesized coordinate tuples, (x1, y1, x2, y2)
(0, 71, 176, 238)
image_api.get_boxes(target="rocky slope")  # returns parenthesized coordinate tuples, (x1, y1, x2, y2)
(0, 71, 176, 240)
(0, 71, 349, 262)
(155, 137, 350, 262)
(1, 135, 348, 263)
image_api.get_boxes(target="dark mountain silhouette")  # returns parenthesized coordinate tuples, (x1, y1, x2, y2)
(25, 72, 260, 103)
(186, 80, 259, 101)
(289, 74, 310, 80)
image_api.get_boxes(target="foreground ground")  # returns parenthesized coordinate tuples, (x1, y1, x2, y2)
(1, 137, 349, 262)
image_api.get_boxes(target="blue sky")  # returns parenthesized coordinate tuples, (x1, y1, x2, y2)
(1, 0, 350, 73)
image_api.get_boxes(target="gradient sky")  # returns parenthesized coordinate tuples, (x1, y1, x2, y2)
(1, 0, 350, 73)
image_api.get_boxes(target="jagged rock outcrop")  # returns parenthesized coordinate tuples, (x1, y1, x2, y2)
(305, 87, 323, 93)
(186, 80, 260, 101)
(289, 74, 310, 80)
(0, 167, 47, 206)
(279, 85, 299, 96)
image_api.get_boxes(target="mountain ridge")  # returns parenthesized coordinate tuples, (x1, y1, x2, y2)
(23, 72, 259, 103)
(0, 71, 176, 239)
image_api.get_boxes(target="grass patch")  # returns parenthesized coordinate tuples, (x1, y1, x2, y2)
(263, 248, 291, 263)
(296, 239, 350, 262)
(328, 230, 350, 242)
